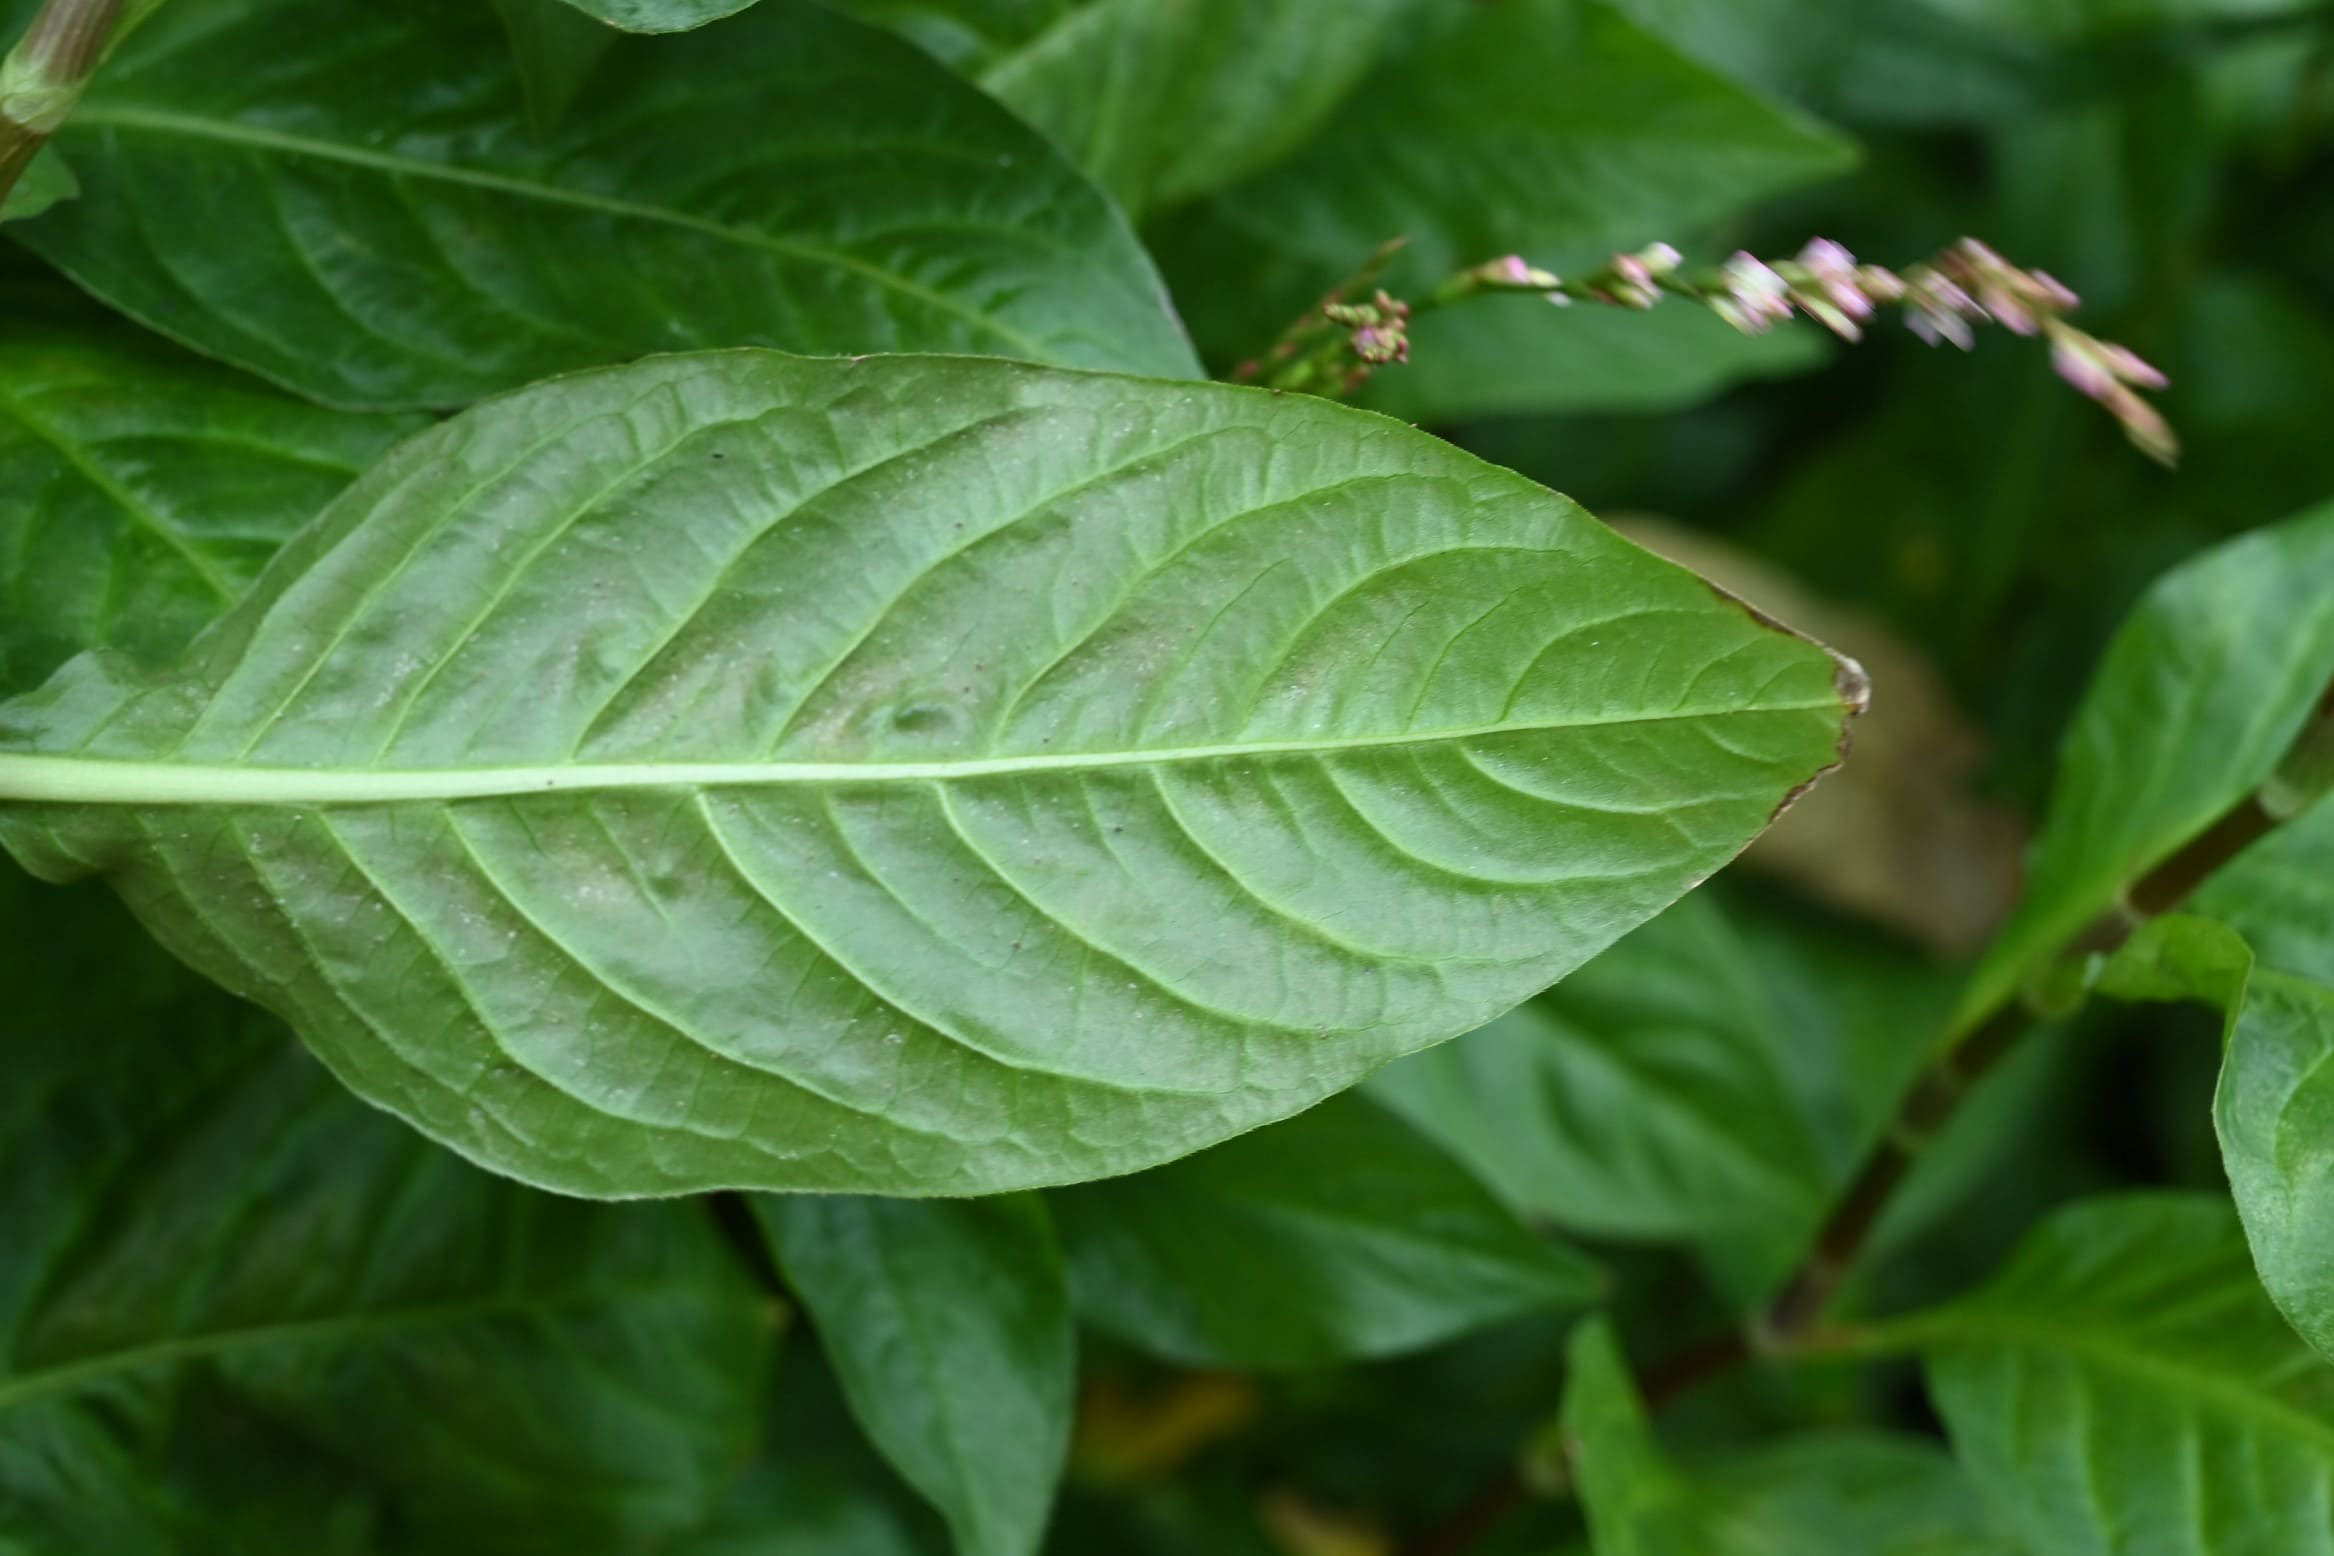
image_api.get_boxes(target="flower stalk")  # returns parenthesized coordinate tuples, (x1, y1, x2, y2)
(0, 0, 125, 209)
(1251, 235, 2178, 465)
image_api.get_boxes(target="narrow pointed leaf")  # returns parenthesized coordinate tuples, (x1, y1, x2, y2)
(1959, 496, 2334, 1026)
(1052, 1095, 1604, 1369)
(1914, 1193, 2334, 1556)
(0, 864, 777, 1554)
(8, 0, 1197, 411)
(0, 309, 421, 698)
(0, 350, 1860, 1199)
(756, 1195, 1072, 1556)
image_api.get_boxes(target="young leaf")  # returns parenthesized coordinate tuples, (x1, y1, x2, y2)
(755, 1195, 1073, 1556)
(837, 0, 1422, 217)
(0, 351, 1863, 1198)
(8, 0, 1197, 411)
(1050, 1095, 1604, 1369)
(1913, 1193, 2334, 1556)
(1208, 0, 1856, 282)
(0, 144, 73, 221)
(1958, 495, 2334, 1026)
(1559, 1318, 2014, 1554)
(0, 309, 421, 698)
(0, 864, 777, 1554)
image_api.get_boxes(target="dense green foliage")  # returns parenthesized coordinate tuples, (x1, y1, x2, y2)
(2, 0, 2331, 1552)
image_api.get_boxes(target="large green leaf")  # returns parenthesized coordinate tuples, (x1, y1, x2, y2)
(1559, 1318, 2015, 1555)
(1050, 1095, 1603, 1369)
(2125, 801, 2334, 1360)
(1208, 0, 1856, 283)
(0, 351, 1860, 1198)
(836, 0, 1422, 217)
(0, 863, 776, 1555)
(1909, 1193, 2334, 1556)
(2217, 970, 2334, 1363)
(1370, 891, 1955, 1300)
(1958, 496, 2334, 1028)
(6, 0, 1196, 411)
(0, 307, 420, 699)
(754, 1195, 1072, 1556)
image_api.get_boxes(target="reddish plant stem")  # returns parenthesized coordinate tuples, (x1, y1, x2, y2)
(0, 0, 125, 207)
(1410, 676, 2330, 1553)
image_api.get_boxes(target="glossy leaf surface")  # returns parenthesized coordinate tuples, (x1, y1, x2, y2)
(8, 0, 1197, 410)
(755, 1194, 1072, 1556)
(0, 351, 1858, 1198)
(1051, 1095, 1603, 1368)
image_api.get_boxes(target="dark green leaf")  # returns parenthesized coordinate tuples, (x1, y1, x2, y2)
(841, 0, 1422, 216)
(755, 1195, 1072, 1556)
(0, 147, 76, 223)
(1051, 1095, 1603, 1369)
(1209, 0, 1856, 283)
(0, 864, 777, 1555)
(0, 351, 1860, 1199)
(1371, 891, 1954, 1299)
(11, 0, 1197, 410)
(0, 311, 420, 699)
(1912, 1193, 2334, 1556)
(494, 0, 619, 132)
(1958, 496, 2334, 1027)
(1360, 297, 1827, 425)
(676, 1333, 949, 1556)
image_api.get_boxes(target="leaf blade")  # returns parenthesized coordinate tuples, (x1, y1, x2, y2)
(14, 0, 1197, 410)
(0, 350, 1860, 1199)
(1051, 1094, 1603, 1369)
(756, 1195, 1073, 1556)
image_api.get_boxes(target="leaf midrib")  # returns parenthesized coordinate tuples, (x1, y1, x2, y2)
(61, 105, 1053, 361)
(0, 698, 1841, 806)
(1889, 1308, 2334, 1457)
